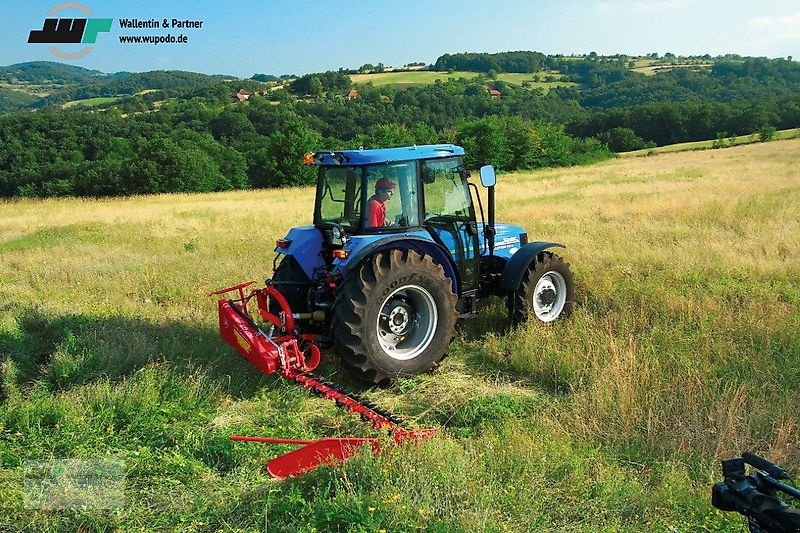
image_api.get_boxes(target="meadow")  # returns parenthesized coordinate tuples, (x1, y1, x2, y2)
(1, 139, 798, 531)
(62, 97, 122, 109)
(349, 70, 574, 91)
(349, 71, 478, 88)
(619, 128, 800, 157)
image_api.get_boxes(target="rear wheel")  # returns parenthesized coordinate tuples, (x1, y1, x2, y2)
(508, 252, 575, 325)
(332, 249, 458, 385)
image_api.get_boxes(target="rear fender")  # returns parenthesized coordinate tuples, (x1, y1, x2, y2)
(274, 226, 326, 279)
(338, 236, 460, 295)
(498, 242, 565, 292)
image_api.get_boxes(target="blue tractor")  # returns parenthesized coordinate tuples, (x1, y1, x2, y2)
(267, 144, 575, 385)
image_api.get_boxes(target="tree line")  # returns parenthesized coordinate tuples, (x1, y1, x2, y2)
(0, 78, 610, 197)
(1, 55, 799, 197)
(433, 51, 551, 74)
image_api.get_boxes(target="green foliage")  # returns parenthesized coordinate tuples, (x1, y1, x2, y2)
(596, 127, 655, 152)
(290, 71, 352, 95)
(0, 87, 39, 113)
(569, 94, 800, 147)
(260, 114, 322, 187)
(250, 73, 280, 82)
(712, 131, 728, 149)
(0, 61, 112, 85)
(1, 54, 800, 196)
(456, 116, 512, 169)
(758, 125, 777, 142)
(457, 116, 612, 170)
(433, 51, 549, 73)
(352, 123, 437, 149)
(0, 111, 247, 196)
(32, 70, 228, 108)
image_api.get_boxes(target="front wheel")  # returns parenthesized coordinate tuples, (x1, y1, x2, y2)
(331, 249, 458, 385)
(507, 252, 575, 325)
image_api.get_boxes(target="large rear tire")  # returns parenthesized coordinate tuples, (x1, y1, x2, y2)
(507, 251, 575, 325)
(332, 249, 458, 385)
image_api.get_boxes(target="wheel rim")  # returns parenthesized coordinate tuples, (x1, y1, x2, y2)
(532, 271, 567, 323)
(376, 284, 437, 360)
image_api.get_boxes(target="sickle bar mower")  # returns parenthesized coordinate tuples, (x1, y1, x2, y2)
(211, 281, 436, 478)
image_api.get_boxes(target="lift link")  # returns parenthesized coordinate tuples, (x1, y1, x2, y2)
(211, 281, 436, 478)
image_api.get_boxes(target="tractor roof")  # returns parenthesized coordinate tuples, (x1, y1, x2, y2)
(311, 144, 465, 166)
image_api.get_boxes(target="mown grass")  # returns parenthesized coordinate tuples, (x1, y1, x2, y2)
(1, 140, 799, 530)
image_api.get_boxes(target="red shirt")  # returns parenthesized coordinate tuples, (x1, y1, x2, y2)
(367, 195, 386, 227)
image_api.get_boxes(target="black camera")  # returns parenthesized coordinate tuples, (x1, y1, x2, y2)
(712, 452, 800, 532)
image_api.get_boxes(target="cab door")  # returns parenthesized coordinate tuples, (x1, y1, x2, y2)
(421, 157, 480, 293)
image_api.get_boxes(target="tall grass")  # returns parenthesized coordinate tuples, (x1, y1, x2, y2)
(1, 140, 798, 530)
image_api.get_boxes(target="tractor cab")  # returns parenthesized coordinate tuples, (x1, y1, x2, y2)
(313, 159, 422, 231)
(312, 145, 473, 233)
(311, 145, 482, 292)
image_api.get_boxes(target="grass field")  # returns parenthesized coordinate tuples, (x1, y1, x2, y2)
(495, 72, 576, 91)
(350, 70, 574, 91)
(62, 96, 121, 109)
(629, 61, 714, 76)
(350, 71, 478, 88)
(0, 83, 54, 97)
(1, 140, 799, 530)
(620, 128, 800, 157)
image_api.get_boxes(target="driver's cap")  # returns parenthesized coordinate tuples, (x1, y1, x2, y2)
(375, 177, 397, 190)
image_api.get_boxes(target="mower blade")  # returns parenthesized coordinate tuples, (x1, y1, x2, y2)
(266, 437, 381, 479)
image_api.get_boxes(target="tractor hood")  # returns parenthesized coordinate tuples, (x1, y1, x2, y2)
(477, 222, 527, 259)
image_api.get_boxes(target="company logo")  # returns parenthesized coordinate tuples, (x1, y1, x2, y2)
(28, 3, 112, 59)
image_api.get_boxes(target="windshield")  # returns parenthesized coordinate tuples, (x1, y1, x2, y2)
(316, 166, 361, 229)
(316, 162, 420, 231)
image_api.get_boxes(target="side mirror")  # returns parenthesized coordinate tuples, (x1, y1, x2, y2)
(479, 165, 496, 187)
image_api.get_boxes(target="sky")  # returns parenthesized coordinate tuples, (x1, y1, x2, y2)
(2, 0, 798, 77)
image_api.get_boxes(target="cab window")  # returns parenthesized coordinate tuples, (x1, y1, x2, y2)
(422, 158, 472, 220)
(362, 162, 420, 229)
(317, 166, 361, 228)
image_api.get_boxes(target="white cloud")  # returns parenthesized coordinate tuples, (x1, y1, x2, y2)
(750, 12, 800, 37)
(633, 0, 688, 12)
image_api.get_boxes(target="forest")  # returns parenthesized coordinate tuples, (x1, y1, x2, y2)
(0, 52, 798, 197)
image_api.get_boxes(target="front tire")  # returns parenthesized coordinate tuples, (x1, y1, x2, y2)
(508, 252, 575, 325)
(332, 249, 458, 385)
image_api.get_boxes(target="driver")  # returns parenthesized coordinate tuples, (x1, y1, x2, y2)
(366, 177, 396, 227)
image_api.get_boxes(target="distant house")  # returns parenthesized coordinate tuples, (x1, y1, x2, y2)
(346, 89, 359, 100)
(232, 89, 250, 103)
(380, 95, 391, 102)
(481, 85, 501, 98)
